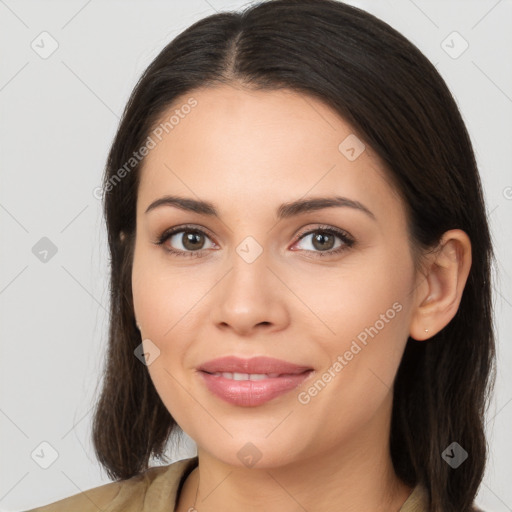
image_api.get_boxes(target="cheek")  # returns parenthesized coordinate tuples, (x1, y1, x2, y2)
(132, 244, 206, 339)
(131, 245, 208, 418)
(317, 246, 412, 344)
(306, 245, 413, 410)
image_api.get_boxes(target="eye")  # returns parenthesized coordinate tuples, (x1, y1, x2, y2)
(154, 224, 355, 259)
(154, 224, 216, 258)
(291, 225, 355, 258)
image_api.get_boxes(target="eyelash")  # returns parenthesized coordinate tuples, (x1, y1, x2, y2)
(154, 224, 355, 259)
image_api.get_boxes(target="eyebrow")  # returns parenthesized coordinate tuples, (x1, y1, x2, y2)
(144, 195, 376, 221)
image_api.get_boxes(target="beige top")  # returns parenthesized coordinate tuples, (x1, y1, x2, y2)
(25, 456, 430, 511)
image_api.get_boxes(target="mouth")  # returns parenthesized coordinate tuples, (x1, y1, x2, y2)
(197, 355, 314, 376)
(197, 368, 315, 407)
(201, 370, 310, 380)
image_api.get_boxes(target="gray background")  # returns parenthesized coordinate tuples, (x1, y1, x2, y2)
(0, 0, 511, 510)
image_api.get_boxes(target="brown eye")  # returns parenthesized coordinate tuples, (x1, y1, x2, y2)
(164, 229, 214, 252)
(180, 231, 206, 251)
(292, 226, 355, 259)
(311, 232, 336, 251)
(155, 226, 216, 258)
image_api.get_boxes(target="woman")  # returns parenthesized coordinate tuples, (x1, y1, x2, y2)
(27, 0, 495, 510)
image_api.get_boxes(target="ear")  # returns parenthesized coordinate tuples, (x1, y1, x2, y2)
(409, 229, 472, 341)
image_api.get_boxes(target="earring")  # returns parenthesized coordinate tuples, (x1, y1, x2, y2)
(425, 328, 429, 333)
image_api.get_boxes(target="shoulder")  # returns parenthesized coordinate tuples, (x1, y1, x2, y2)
(400, 482, 430, 511)
(24, 456, 199, 512)
(23, 478, 123, 512)
(400, 482, 487, 512)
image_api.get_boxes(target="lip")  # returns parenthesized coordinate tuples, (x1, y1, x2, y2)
(197, 356, 313, 375)
(197, 356, 314, 407)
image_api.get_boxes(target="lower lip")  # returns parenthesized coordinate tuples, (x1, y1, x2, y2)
(198, 370, 313, 407)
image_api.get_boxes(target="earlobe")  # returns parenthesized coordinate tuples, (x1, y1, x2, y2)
(409, 229, 472, 341)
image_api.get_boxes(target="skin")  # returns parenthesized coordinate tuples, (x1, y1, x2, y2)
(131, 84, 472, 512)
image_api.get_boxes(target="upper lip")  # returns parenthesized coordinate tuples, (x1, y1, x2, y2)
(198, 356, 313, 375)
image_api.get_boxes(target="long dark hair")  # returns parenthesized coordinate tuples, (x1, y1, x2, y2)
(92, 1, 496, 510)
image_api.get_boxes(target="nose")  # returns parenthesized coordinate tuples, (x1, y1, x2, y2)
(209, 247, 290, 336)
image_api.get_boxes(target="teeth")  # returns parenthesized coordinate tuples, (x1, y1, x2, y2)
(211, 372, 281, 380)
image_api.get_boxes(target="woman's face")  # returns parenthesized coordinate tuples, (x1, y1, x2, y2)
(132, 85, 419, 468)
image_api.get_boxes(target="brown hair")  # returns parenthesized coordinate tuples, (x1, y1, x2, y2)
(92, 1, 496, 510)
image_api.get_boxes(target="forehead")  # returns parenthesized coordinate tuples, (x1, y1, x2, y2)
(137, 85, 404, 223)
